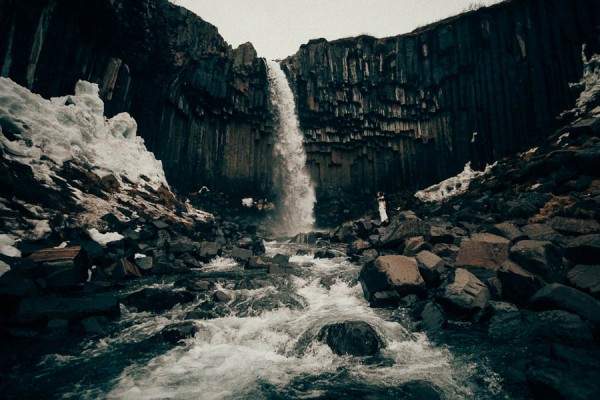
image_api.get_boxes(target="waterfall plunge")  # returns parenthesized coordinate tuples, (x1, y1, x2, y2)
(267, 60, 316, 235)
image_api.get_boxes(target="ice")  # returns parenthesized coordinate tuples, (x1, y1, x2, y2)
(415, 162, 495, 203)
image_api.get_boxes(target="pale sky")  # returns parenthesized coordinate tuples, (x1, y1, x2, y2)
(173, 0, 503, 60)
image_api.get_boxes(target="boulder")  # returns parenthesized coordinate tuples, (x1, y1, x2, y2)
(509, 240, 564, 282)
(455, 233, 510, 271)
(497, 260, 544, 305)
(122, 288, 195, 313)
(415, 251, 445, 285)
(567, 265, 600, 298)
(436, 268, 491, 314)
(317, 320, 383, 356)
(428, 226, 456, 245)
(134, 255, 154, 271)
(247, 255, 273, 270)
(379, 219, 430, 249)
(159, 321, 198, 344)
(549, 217, 600, 235)
(169, 237, 199, 254)
(529, 283, 600, 324)
(315, 249, 336, 259)
(213, 290, 232, 303)
(27, 246, 90, 288)
(0, 270, 38, 298)
(574, 144, 600, 174)
(403, 236, 431, 256)
(489, 222, 526, 242)
(231, 247, 252, 263)
(419, 300, 446, 333)
(565, 234, 600, 264)
(198, 241, 220, 261)
(105, 258, 141, 279)
(520, 224, 561, 242)
(359, 255, 426, 306)
(348, 239, 371, 256)
(15, 294, 119, 324)
(185, 301, 230, 320)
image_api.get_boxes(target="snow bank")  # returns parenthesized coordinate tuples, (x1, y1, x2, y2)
(568, 48, 600, 118)
(0, 234, 21, 257)
(88, 228, 124, 246)
(415, 162, 495, 203)
(0, 78, 167, 187)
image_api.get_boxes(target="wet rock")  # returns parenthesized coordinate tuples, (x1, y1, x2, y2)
(247, 255, 273, 270)
(317, 320, 383, 356)
(174, 278, 212, 292)
(436, 268, 491, 315)
(347, 239, 371, 256)
(567, 265, 600, 298)
(15, 294, 119, 324)
(169, 237, 199, 254)
(159, 322, 198, 344)
(314, 249, 336, 259)
(455, 233, 510, 271)
(529, 283, 600, 324)
(231, 247, 252, 263)
(213, 290, 232, 303)
(0, 270, 38, 298)
(359, 255, 426, 306)
(509, 240, 564, 283)
(134, 255, 153, 271)
(186, 301, 230, 320)
(419, 300, 447, 333)
(565, 234, 600, 264)
(198, 241, 220, 261)
(122, 288, 195, 313)
(331, 221, 359, 243)
(80, 316, 110, 334)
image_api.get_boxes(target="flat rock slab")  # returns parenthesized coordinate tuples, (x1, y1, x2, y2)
(456, 233, 510, 271)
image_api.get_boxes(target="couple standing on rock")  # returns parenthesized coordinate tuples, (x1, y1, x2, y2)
(377, 191, 389, 225)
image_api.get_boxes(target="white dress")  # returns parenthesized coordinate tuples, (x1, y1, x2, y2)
(378, 198, 388, 222)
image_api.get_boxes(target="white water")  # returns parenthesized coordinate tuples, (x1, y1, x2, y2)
(267, 60, 316, 235)
(97, 242, 505, 400)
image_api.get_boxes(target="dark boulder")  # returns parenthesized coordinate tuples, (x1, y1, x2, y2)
(317, 320, 383, 356)
(14, 294, 119, 324)
(567, 264, 600, 299)
(529, 283, 600, 324)
(509, 240, 564, 283)
(379, 218, 430, 249)
(159, 322, 198, 344)
(122, 288, 195, 313)
(436, 268, 491, 315)
(565, 234, 600, 264)
(455, 233, 510, 271)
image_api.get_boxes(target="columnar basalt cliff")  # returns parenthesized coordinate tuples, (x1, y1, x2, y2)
(282, 0, 600, 195)
(0, 0, 273, 194)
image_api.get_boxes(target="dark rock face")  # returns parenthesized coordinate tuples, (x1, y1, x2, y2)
(282, 0, 600, 195)
(0, 0, 273, 195)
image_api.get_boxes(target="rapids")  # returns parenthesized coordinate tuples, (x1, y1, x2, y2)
(3, 240, 511, 399)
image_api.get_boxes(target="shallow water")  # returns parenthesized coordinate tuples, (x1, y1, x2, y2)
(3, 241, 512, 399)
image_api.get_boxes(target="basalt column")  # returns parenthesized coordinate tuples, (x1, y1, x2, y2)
(282, 0, 600, 196)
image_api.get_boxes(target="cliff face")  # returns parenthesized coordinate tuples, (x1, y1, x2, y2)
(0, 0, 273, 194)
(282, 0, 600, 195)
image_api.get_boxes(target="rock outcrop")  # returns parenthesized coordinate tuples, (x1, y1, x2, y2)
(0, 0, 273, 195)
(282, 0, 600, 195)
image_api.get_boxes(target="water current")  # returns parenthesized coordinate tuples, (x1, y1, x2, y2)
(4, 241, 510, 399)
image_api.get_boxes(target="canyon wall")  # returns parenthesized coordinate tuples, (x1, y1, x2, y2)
(1, 0, 599, 201)
(282, 0, 600, 195)
(0, 0, 273, 195)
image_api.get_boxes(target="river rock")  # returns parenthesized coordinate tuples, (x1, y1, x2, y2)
(415, 250, 445, 285)
(509, 240, 564, 283)
(565, 234, 600, 264)
(497, 260, 544, 305)
(379, 218, 430, 249)
(359, 255, 426, 306)
(27, 246, 90, 288)
(455, 233, 510, 271)
(317, 320, 383, 356)
(15, 294, 119, 324)
(436, 268, 491, 314)
(169, 237, 199, 254)
(198, 241, 220, 261)
(159, 321, 198, 344)
(231, 247, 252, 263)
(529, 283, 600, 324)
(567, 265, 600, 298)
(122, 288, 195, 313)
(419, 300, 447, 333)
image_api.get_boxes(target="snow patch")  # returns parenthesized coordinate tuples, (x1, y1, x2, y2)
(0, 234, 21, 257)
(88, 228, 124, 247)
(0, 78, 167, 187)
(566, 48, 600, 118)
(0, 260, 10, 277)
(415, 162, 495, 203)
(242, 198, 254, 207)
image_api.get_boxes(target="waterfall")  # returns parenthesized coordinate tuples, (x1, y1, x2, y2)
(267, 60, 316, 235)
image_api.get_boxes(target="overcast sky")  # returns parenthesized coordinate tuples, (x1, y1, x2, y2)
(172, 0, 503, 60)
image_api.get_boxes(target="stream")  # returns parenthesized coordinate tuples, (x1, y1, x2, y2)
(4, 240, 512, 399)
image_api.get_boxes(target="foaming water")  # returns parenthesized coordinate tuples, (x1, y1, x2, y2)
(3, 242, 510, 399)
(105, 242, 506, 400)
(266, 60, 316, 235)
